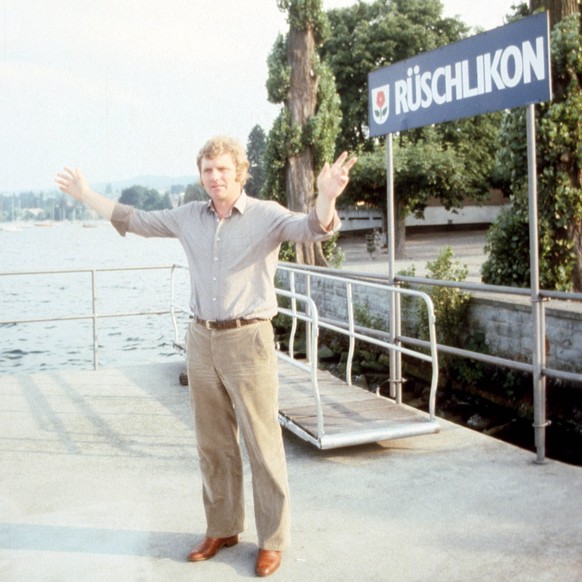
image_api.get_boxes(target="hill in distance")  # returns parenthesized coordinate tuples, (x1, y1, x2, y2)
(94, 174, 198, 193)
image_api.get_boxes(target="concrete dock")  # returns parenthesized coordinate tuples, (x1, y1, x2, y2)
(1, 361, 581, 581)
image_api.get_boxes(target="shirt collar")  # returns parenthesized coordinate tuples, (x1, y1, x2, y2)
(205, 191, 248, 217)
(233, 191, 248, 214)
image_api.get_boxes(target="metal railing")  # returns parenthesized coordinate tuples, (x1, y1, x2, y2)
(277, 264, 440, 421)
(275, 261, 582, 463)
(274, 289, 325, 437)
(0, 265, 190, 370)
(4, 261, 581, 462)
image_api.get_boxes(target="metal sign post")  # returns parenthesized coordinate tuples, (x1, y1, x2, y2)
(526, 104, 549, 463)
(369, 13, 552, 461)
(385, 134, 402, 401)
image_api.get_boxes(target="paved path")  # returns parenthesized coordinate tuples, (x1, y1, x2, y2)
(1, 362, 581, 581)
(340, 229, 488, 281)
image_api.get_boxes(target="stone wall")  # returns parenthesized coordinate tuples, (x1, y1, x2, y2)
(467, 295, 582, 374)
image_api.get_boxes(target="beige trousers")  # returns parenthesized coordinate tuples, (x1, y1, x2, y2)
(186, 319, 290, 550)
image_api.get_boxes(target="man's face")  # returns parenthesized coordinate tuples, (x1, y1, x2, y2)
(200, 153, 241, 207)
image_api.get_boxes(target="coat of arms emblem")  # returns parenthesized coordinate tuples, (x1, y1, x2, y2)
(372, 85, 390, 125)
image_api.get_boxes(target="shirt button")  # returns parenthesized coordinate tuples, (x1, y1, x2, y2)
(214, 257, 218, 261)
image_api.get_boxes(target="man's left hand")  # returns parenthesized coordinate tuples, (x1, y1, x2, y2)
(317, 152, 357, 201)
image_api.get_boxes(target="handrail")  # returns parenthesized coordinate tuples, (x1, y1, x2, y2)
(277, 263, 440, 423)
(4, 259, 580, 459)
(278, 261, 582, 303)
(276, 262, 582, 386)
(170, 264, 192, 346)
(275, 260, 582, 462)
(0, 265, 188, 371)
(275, 288, 324, 437)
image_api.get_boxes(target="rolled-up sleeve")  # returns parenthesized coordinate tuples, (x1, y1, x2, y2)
(111, 203, 134, 237)
(267, 203, 342, 244)
(307, 208, 341, 236)
(110, 203, 181, 238)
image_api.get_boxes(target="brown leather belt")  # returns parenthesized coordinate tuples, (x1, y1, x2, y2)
(195, 317, 263, 330)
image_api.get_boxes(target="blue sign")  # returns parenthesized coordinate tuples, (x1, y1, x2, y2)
(368, 12, 551, 136)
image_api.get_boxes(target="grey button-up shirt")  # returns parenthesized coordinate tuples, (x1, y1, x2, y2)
(111, 192, 340, 321)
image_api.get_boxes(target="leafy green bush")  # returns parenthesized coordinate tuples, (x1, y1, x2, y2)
(353, 302, 384, 330)
(481, 14, 582, 291)
(481, 205, 531, 286)
(417, 246, 470, 347)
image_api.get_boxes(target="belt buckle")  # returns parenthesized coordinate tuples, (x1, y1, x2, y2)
(204, 319, 217, 330)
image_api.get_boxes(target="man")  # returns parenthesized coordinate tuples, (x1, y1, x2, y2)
(56, 136, 356, 577)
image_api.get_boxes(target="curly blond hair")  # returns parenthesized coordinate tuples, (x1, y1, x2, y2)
(196, 136, 250, 186)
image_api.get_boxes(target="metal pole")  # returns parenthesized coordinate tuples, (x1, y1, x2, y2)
(91, 269, 99, 370)
(386, 134, 402, 401)
(526, 103, 548, 464)
(386, 134, 395, 284)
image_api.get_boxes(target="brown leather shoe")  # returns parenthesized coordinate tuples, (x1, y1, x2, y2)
(255, 549, 282, 577)
(187, 535, 239, 562)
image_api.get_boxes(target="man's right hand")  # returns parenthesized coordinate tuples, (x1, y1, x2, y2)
(55, 167, 90, 201)
(55, 167, 115, 221)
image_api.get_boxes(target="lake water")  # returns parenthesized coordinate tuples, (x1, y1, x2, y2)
(0, 222, 192, 375)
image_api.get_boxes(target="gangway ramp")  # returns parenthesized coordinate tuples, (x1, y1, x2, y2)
(275, 278, 440, 449)
(277, 357, 439, 449)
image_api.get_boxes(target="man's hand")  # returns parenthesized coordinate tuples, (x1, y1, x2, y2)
(55, 167, 91, 201)
(315, 152, 356, 230)
(55, 166, 115, 221)
(316, 152, 357, 202)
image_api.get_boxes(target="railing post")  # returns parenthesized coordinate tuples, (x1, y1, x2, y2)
(305, 273, 312, 364)
(91, 269, 99, 370)
(288, 271, 297, 358)
(170, 265, 179, 344)
(346, 282, 355, 385)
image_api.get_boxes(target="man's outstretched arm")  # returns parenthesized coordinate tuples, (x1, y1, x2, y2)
(55, 167, 115, 221)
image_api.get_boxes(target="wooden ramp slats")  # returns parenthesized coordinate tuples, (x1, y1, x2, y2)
(277, 358, 439, 449)
(280, 402, 428, 435)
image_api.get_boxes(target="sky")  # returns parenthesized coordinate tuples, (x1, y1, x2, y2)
(0, 0, 518, 193)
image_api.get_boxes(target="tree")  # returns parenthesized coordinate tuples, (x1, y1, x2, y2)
(118, 186, 143, 207)
(322, 0, 469, 153)
(262, 0, 341, 265)
(183, 182, 208, 203)
(170, 184, 185, 195)
(118, 185, 172, 210)
(245, 125, 267, 197)
(482, 2, 582, 291)
(321, 0, 502, 258)
(349, 120, 500, 257)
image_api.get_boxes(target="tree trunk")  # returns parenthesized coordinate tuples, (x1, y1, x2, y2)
(531, 0, 580, 27)
(286, 23, 326, 265)
(394, 196, 407, 260)
(570, 222, 582, 291)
